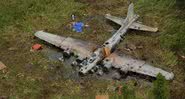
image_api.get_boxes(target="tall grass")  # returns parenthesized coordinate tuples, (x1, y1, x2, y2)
(136, 0, 185, 53)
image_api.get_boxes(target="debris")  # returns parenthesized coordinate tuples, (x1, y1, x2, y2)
(16, 73, 24, 78)
(181, 55, 185, 59)
(58, 56, 64, 62)
(8, 47, 17, 51)
(0, 61, 6, 70)
(71, 14, 75, 20)
(32, 44, 42, 51)
(84, 24, 90, 27)
(137, 45, 144, 49)
(180, 55, 185, 61)
(125, 43, 137, 51)
(72, 22, 84, 33)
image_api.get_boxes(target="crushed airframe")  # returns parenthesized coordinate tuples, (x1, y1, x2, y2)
(35, 3, 174, 80)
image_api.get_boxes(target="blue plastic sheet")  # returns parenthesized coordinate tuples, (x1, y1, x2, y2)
(73, 22, 84, 33)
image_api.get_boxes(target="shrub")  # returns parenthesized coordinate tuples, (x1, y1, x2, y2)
(152, 73, 169, 99)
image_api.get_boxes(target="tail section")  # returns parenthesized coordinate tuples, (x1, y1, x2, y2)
(126, 3, 135, 22)
(105, 3, 158, 32)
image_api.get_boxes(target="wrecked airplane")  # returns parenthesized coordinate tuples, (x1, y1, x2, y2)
(35, 3, 174, 80)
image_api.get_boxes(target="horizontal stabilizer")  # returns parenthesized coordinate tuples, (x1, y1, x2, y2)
(105, 14, 158, 32)
(130, 22, 158, 32)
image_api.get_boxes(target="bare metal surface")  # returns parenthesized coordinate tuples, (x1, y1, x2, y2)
(35, 31, 97, 58)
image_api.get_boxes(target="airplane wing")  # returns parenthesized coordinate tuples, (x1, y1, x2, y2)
(35, 31, 98, 59)
(103, 52, 174, 80)
(105, 14, 158, 32)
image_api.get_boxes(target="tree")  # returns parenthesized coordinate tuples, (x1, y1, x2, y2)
(152, 73, 170, 99)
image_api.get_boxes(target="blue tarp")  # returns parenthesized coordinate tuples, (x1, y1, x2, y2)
(72, 22, 84, 33)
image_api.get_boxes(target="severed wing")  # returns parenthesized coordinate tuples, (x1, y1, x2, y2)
(103, 52, 174, 80)
(105, 14, 158, 32)
(35, 31, 98, 59)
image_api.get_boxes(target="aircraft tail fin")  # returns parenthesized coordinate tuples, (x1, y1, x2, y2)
(126, 3, 135, 22)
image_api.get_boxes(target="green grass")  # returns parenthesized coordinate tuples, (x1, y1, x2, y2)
(0, 0, 185, 98)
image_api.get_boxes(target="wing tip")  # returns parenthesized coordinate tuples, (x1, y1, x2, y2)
(105, 13, 111, 18)
(153, 28, 159, 32)
(165, 72, 174, 80)
(34, 30, 44, 37)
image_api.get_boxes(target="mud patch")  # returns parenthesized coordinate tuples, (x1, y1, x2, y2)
(41, 47, 80, 80)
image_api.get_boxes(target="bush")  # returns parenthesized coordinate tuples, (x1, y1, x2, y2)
(152, 73, 169, 99)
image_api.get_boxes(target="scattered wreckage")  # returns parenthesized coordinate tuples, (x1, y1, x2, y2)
(35, 3, 174, 80)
